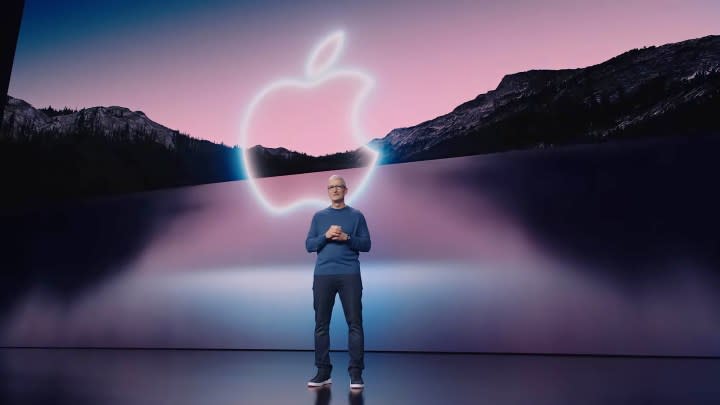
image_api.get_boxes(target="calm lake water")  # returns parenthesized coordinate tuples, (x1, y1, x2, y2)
(2, 135, 719, 355)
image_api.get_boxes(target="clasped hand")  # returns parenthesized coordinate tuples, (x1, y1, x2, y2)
(325, 225, 349, 241)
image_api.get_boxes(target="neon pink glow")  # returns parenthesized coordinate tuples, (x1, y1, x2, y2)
(240, 30, 379, 214)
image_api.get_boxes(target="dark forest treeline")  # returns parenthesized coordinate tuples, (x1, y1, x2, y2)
(0, 127, 244, 208)
(39, 105, 79, 117)
(245, 147, 373, 178)
(0, 123, 375, 208)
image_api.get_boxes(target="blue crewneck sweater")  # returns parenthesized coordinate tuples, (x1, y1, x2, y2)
(305, 205, 371, 275)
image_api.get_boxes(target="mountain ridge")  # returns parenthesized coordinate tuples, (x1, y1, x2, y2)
(3, 95, 177, 148)
(2, 34, 719, 204)
(5, 34, 719, 164)
(368, 34, 720, 163)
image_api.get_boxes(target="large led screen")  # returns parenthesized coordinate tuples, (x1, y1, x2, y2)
(1, 0, 720, 355)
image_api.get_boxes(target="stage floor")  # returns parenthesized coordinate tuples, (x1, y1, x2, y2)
(1, 348, 718, 404)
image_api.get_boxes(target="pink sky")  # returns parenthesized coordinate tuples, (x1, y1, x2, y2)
(9, 0, 720, 152)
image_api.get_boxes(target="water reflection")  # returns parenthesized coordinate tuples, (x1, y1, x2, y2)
(1, 135, 719, 354)
(308, 385, 364, 405)
(308, 386, 331, 405)
(349, 388, 365, 405)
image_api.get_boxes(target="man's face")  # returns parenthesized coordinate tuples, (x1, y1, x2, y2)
(327, 179, 347, 203)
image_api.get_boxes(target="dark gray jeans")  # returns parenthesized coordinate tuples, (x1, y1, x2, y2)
(313, 273, 364, 372)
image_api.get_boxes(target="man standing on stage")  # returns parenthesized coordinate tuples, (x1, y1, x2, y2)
(305, 174, 371, 390)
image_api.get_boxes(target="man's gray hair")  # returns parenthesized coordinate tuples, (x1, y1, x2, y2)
(328, 174, 347, 186)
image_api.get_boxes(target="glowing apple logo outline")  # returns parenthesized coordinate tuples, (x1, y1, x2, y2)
(240, 30, 380, 215)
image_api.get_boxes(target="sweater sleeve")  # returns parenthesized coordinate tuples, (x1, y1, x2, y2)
(348, 212, 371, 252)
(305, 214, 328, 253)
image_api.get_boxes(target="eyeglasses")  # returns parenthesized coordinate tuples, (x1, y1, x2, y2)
(327, 185, 347, 190)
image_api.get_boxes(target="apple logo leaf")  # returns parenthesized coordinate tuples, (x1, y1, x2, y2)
(305, 30, 345, 79)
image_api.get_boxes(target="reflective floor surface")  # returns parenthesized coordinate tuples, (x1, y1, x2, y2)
(1, 348, 719, 404)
